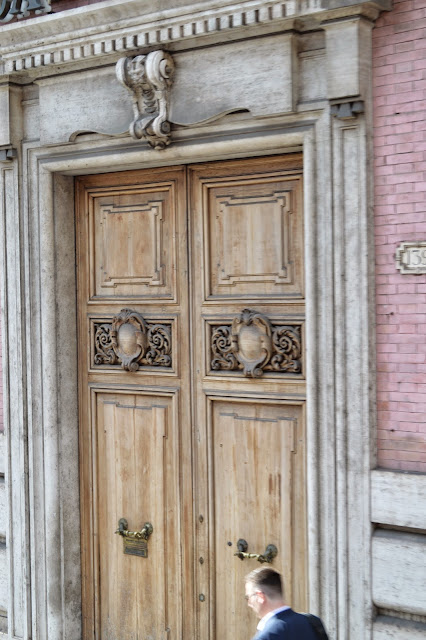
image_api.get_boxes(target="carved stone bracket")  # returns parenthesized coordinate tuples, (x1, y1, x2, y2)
(330, 100, 364, 120)
(211, 309, 302, 378)
(116, 51, 175, 150)
(0, 147, 17, 162)
(94, 309, 172, 371)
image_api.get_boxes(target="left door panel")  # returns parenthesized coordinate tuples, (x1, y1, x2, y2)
(76, 167, 191, 640)
(95, 391, 181, 639)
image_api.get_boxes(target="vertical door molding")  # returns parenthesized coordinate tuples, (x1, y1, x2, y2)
(327, 15, 375, 640)
(21, 152, 81, 640)
(305, 104, 375, 639)
(301, 125, 321, 615)
(37, 166, 62, 640)
(0, 155, 31, 640)
(51, 172, 82, 638)
(306, 112, 339, 633)
(331, 112, 374, 640)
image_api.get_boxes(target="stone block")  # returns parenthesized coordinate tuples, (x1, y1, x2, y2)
(298, 51, 326, 103)
(371, 470, 426, 530)
(374, 616, 426, 640)
(0, 86, 23, 147)
(169, 34, 296, 124)
(325, 17, 372, 100)
(0, 88, 10, 147)
(38, 66, 133, 145)
(372, 530, 426, 616)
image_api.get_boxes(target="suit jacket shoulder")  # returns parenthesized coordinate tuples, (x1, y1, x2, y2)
(254, 609, 318, 640)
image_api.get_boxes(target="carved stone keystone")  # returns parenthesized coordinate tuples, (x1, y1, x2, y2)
(116, 51, 175, 150)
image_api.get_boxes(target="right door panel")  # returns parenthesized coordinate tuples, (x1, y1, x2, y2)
(189, 155, 307, 640)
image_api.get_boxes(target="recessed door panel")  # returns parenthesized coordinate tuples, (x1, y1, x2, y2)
(87, 182, 179, 301)
(209, 399, 305, 640)
(95, 392, 180, 640)
(191, 158, 304, 300)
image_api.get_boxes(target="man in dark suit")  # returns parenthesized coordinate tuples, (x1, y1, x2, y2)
(245, 567, 318, 639)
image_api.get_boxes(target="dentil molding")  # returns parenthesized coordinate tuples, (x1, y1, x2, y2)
(0, 0, 391, 78)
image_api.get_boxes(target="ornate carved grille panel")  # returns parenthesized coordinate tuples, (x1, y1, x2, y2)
(210, 308, 302, 377)
(93, 308, 172, 371)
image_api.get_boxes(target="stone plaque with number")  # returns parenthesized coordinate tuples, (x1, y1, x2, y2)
(396, 242, 426, 274)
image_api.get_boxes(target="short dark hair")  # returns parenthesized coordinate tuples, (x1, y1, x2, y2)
(245, 567, 283, 600)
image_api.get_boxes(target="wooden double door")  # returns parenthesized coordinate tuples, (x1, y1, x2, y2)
(76, 155, 307, 640)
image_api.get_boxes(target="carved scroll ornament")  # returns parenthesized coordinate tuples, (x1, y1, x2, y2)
(94, 309, 172, 371)
(116, 51, 175, 150)
(211, 309, 302, 378)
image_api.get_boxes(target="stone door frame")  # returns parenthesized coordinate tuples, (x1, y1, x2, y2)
(1, 102, 375, 638)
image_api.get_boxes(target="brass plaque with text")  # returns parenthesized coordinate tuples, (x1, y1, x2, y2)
(123, 537, 148, 558)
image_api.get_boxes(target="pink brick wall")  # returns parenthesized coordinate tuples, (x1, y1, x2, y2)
(373, 0, 426, 472)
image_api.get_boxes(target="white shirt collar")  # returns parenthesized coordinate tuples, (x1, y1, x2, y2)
(257, 605, 291, 631)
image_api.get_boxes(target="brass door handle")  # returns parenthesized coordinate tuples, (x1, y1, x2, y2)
(115, 517, 153, 540)
(234, 538, 278, 564)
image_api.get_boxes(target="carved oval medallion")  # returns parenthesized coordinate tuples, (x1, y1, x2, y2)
(111, 309, 147, 371)
(231, 309, 272, 378)
(118, 323, 139, 356)
(238, 325, 266, 361)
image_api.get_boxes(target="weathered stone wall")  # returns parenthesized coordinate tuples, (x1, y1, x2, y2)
(373, 0, 426, 472)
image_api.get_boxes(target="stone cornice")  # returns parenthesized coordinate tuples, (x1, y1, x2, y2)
(0, 0, 391, 79)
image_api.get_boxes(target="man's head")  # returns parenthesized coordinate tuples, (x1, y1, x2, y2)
(244, 568, 285, 619)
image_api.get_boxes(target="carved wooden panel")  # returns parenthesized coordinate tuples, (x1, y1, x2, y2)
(207, 399, 307, 640)
(94, 391, 181, 640)
(194, 168, 303, 300)
(92, 309, 173, 371)
(89, 183, 178, 301)
(209, 309, 303, 377)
